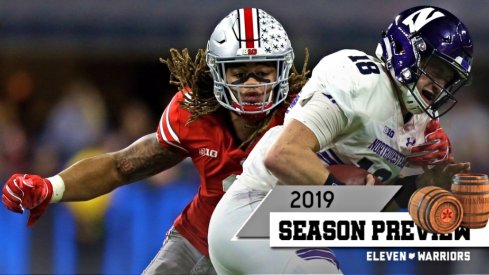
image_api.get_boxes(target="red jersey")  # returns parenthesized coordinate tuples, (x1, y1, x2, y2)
(156, 90, 288, 255)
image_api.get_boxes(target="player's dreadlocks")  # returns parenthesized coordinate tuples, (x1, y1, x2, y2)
(160, 48, 218, 122)
(160, 48, 310, 147)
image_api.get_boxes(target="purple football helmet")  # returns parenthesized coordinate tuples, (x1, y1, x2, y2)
(376, 6, 473, 118)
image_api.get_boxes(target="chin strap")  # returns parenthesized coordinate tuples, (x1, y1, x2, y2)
(396, 80, 426, 115)
(236, 110, 269, 122)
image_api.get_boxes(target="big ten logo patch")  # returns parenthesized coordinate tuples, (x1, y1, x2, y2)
(383, 126, 395, 138)
(199, 148, 218, 158)
(242, 48, 258, 55)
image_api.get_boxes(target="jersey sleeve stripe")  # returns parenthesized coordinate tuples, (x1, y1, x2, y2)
(157, 98, 189, 153)
(158, 119, 188, 153)
(164, 100, 182, 144)
(159, 112, 188, 153)
(322, 92, 337, 104)
(316, 151, 337, 165)
(316, 149, 345, 166)
(327, 149, 344, 164)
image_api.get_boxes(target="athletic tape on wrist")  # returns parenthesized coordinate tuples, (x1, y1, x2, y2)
(48, 175, 65, 203)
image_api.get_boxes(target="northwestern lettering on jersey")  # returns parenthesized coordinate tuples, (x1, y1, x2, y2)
(367, 139, 406, 168)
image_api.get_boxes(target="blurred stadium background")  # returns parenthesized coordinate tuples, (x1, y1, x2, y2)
(1, 0, 488, 274)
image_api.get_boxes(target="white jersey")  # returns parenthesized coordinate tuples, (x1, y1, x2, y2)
(238, 49, 430, 191)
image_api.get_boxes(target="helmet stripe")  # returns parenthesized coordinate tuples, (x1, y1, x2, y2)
(237, 9, 245, 49)
(254, 9, 260, 47)
(243, 8, 254, 48)
(240, 8, 258, 49)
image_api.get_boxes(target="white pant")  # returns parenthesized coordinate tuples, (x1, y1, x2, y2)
(208, 182, 342, 274)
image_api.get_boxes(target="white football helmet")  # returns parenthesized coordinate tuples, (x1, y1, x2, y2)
(206, 8, 294, 116)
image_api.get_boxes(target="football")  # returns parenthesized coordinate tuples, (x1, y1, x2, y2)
(328, 164, 383, 185)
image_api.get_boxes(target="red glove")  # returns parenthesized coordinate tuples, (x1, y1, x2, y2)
(2, 174, 53, 227)
(407, 119, 453, 166)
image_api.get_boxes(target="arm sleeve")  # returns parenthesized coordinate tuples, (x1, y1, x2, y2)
(156, 94, 189, 155)
(286, 90, 348, 150)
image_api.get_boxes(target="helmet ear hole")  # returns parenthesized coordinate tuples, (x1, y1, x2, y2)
(393, 41, 405, 54)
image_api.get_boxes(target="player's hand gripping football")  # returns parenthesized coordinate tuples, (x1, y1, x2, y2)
(407, 119, 453, 166)
(2, 174, 53, 227)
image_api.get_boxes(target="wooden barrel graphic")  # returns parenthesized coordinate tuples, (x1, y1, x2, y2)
(451, 173, 489, 229)
(408, 186, 463, 234)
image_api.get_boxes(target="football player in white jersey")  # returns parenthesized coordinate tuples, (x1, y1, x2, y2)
(209, 6, 473, 274)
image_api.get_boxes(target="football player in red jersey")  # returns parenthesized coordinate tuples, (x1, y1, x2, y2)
(1, 7, 308, 274)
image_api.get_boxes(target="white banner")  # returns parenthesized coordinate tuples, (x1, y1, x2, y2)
(270, 212, 489, 247)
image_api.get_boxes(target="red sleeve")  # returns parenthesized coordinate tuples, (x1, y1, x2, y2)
(156, 91, 190, 155)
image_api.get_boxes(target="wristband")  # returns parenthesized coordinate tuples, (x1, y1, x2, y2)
(324, 174, 345, 186)
(48, 175, 65, 203)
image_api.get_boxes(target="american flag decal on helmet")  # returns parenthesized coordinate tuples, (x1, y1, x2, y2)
(237, 8, 260, 49)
